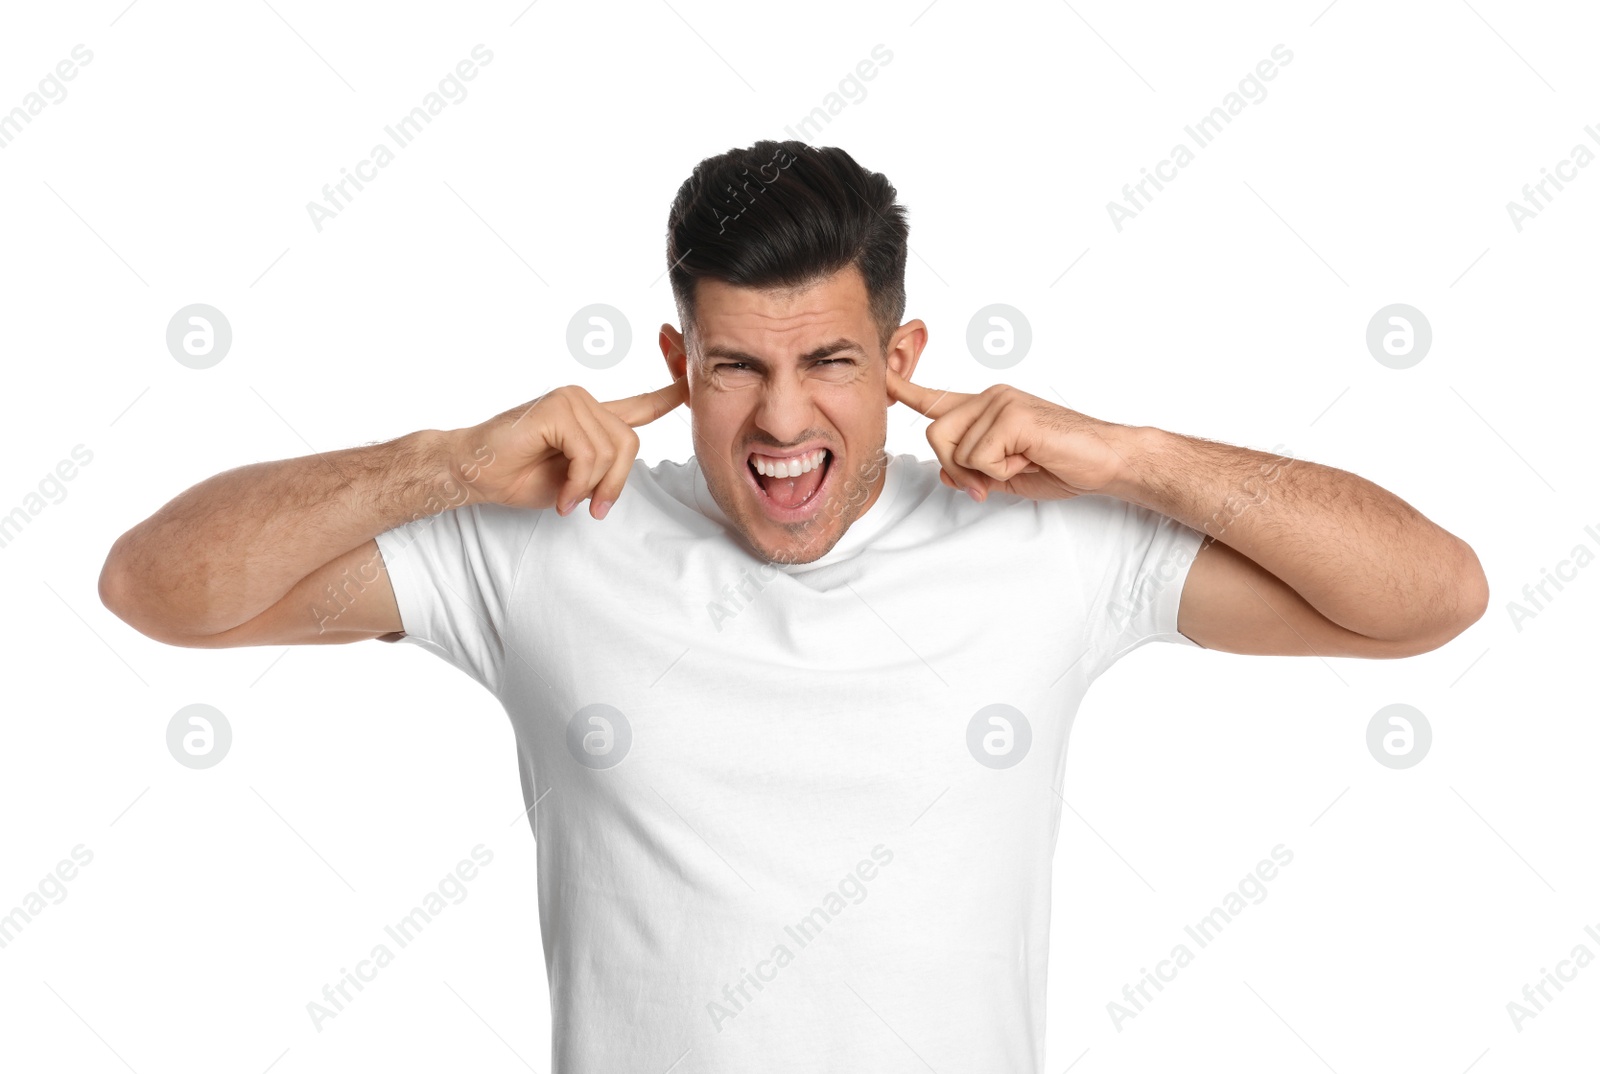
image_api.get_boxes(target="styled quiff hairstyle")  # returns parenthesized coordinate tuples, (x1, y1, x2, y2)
(665, 140, 909, 356)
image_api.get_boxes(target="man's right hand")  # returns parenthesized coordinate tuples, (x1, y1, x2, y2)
(452, 378, 689, 519)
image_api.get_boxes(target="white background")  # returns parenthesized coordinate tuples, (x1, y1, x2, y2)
(1, 0, 1595, 1071)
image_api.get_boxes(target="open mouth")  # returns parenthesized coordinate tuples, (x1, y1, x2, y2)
(745, 447, 833, 516)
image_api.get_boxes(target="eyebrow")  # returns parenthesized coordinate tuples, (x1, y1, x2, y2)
(701, 338, 867, 368)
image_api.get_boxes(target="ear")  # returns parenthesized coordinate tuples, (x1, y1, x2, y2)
(883, 318, 928, 400)
(659, 324, 691, 408)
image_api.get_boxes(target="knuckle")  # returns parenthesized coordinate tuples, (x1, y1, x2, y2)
(554, 384, 593, 411)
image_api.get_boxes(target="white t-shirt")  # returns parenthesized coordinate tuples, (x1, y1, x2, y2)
(373, 450, 1206, 1073)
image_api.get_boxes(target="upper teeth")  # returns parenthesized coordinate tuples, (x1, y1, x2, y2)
(751, 448, 827, 478)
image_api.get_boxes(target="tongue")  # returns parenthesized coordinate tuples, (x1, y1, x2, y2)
(758, 458, 826, 509)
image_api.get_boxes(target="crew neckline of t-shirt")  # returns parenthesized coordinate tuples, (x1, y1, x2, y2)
(691, 450, 909, 573)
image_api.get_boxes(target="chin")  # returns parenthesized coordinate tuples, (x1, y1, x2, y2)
(700, 438, 883, 566)
(744, 520, 842, 566)
(717, 493, 838, 560)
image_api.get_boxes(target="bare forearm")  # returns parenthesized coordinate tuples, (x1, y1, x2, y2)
(1106, 426, 1487, 642)
(101, 429, 461, 637)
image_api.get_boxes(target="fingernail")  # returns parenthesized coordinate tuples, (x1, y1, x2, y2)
(965, 486, 982, 502)
(557, 499, 573, 515)
(593, 499, 612, 520)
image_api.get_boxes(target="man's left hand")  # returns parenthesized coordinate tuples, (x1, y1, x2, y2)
(885, 368, 1136, 502)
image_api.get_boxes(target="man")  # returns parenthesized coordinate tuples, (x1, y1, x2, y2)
(99, 140, 1487, 1073)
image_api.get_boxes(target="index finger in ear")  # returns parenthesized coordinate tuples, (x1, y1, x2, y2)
(605, 377, 689, 428)
(885, 366, 967, 420)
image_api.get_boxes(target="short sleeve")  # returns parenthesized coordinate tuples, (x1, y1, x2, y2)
(371, 501, 543, 696)
(1064, 495, 1209, 679)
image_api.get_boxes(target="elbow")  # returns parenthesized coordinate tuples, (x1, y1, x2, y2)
(1399, 540, 1489, 655)
(99, 541, 162, 640)
(1448, 538, 1491, 635)
(1461, 554, 1490, 630)
(1369, 540, 1488, 658)
(98, 537, 134, 624)
(98, 535, 205, 645)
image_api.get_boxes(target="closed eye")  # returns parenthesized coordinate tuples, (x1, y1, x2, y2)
(714, 358, 854, 371)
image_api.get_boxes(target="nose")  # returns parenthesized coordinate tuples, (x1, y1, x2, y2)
(751, 370, 817, 445)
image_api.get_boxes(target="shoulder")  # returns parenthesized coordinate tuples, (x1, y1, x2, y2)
(644, 454, 696, 496)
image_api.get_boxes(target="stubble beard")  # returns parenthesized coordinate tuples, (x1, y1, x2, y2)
(704, 441, 889, 567)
